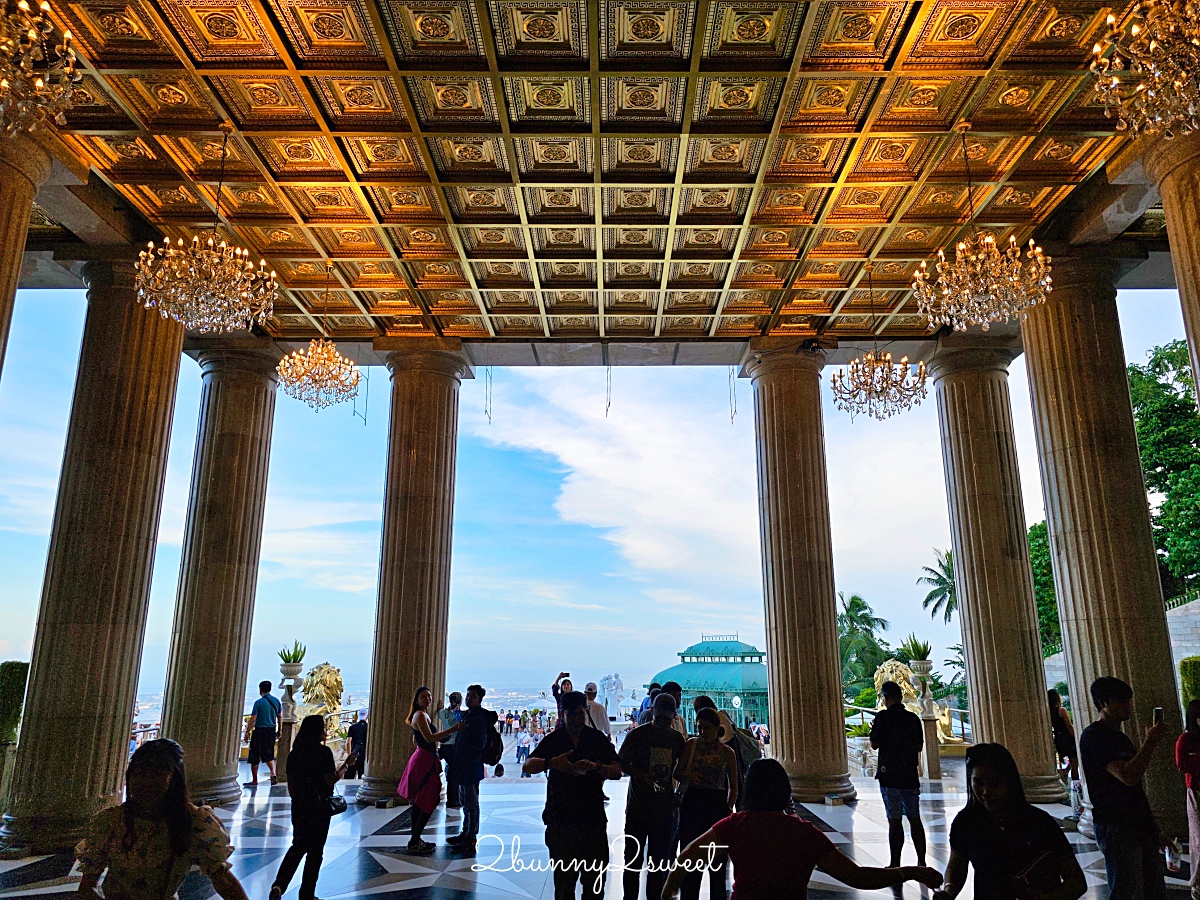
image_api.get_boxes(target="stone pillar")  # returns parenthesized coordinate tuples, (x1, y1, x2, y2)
(746, 344, 854, 802)
(160, 345, 280, 806)
(355, 344, 469, 805)
(0, 134, 52, 384)
(1021, 255, 1185, 836)
(928, 346, 1065, 802)
(0, 261, 182, 852)
(1144, 133, 1200, 405)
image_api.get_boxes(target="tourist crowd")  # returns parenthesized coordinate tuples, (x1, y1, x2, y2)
(72, 671, 1192, 900)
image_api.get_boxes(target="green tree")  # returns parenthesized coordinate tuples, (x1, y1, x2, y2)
(837, 592, 890, 698)
(1027, 521, 1061, 655)
(917, 548, 956, 624)
(1127, 340, 1200, 583)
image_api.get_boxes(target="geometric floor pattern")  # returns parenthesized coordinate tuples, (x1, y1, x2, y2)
(0, 758, 1190, 898)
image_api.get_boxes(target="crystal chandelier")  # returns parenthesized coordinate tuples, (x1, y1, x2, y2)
(1090, 3, 1200, 138)
(913, 123, 1052, 332)
(831, 264, 928, 421)
(0, 0, 80, 135)
(277, 263, 360, 410)
(135, 123, 276, 333)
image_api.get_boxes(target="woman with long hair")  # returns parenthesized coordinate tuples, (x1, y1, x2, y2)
(674, 707, 739, 900)
(399, 685, 461, 855)
(934, 743, 1085, 900)
(1176, 699, 1200, 899)
(1047, 689, 1078, 784)
(663, 758, 942, 898)
(75, 739, 249, 900)
(269, 715, 356, 900)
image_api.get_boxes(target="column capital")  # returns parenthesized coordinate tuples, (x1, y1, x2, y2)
(744, 342, 826, 380)
(926, 346, 1020, 382)
(196, 347, 283, 382)
(385, 346, 472, 381)
(1142, 131, 1200, 186)
(0, 132, 52, 192)
(80, 259, 137, 295)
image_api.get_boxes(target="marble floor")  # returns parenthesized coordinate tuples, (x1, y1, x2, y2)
(0, 759, 1190, 899)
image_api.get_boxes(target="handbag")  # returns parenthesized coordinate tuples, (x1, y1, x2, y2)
(327, 793, 348, 815)
(1013, 849, 1062, 899)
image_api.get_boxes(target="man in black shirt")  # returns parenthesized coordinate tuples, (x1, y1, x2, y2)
(869, 680, 926, 868)
(345, 710, 367, 779)
(618, 693, 686, 900)
(1079, 675, 1171, 900)
(525, 690, 622, 900)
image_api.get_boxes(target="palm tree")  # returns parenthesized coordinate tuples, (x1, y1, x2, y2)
(918, 548, 957, 624)
(837, 592, 890, 695)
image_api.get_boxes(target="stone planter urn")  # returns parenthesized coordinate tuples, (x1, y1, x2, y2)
(910, 659, 935, 718)
(276, 661, 304, 784)
(280, 662, 303, 679)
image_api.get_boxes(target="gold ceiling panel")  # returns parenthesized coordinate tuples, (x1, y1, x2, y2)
(43, 0, 1139, 343)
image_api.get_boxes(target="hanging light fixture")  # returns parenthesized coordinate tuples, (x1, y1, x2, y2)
(0, 0, 79, 135)
(831, 263, 928, 421)
(135, 122, 277, 333)
(912, 122, 1052, 332)
(1090, 3, 1200, 138)
(277, 263, 361, 410)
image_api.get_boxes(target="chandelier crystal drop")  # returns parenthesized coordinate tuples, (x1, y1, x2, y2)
(1090, 3, 1200, 138)
(0, 0, 79, 136)
(134, 123, 277, 333)
(276, 264, 360, 410)
(831, 264, 928, 421)
(913, 122, 1052, 332)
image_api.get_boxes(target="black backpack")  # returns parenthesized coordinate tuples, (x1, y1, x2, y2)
(483, 724, 504, 766)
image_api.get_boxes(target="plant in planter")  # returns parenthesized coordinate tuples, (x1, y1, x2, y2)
(899, 635, 934, 716)
(279, 641, 306, 666)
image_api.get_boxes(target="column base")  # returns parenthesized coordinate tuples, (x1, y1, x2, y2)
(0, 811, 89, 855)
(1021, 774, 1069, 804)
(789, 772, 857, 804)
(189, 774, 245, 809)
(355, 774, 400, 805)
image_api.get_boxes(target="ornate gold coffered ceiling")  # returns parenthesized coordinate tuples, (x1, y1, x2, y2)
(43, 0, 1131, 342)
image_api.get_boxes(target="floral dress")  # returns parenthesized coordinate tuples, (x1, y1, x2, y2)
(75, 804, 233, 900)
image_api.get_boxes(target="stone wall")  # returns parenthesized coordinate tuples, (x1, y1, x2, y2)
(1044, 597, 1200, 696)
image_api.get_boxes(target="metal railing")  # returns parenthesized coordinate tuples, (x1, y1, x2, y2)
(844, 703, 971, 741)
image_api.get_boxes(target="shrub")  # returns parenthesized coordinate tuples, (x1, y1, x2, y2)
(1182, 657, 1200, 708)
(0, 662, 30, 743)
(899, 634, 932, 661)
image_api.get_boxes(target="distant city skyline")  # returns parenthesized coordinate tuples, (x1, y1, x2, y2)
(0, 288, 1186, 709)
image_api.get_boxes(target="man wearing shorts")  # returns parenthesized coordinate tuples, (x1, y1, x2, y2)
(244, 680, 282, 787)
(870, 680, 926, 868)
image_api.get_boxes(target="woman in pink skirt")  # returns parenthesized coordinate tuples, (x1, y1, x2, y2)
(399, 686, 460, 855)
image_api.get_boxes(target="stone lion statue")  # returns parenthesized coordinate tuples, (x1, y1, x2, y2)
(873, 660, 919, 706)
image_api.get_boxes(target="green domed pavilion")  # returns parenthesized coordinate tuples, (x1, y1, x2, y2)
(647, 634, 769, 732)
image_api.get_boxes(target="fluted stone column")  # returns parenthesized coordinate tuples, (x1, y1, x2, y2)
(0, 133, 52, 384)
(1144, 133, 1200, 405)
(929, 346, 1065, 803)
(160, 345, 281, 806)
(356, 343, 469, 805)
(0, 261, 183, 852)
(1022, 255, 1185, 836)
(747, 344, 854, 802)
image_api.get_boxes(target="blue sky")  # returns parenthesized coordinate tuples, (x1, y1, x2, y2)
(0, 287, 1186, 708)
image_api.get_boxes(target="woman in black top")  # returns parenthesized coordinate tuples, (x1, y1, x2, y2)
(935, 743, 1085, 900)
(1047, 690, 1078, 784)
(269, 715, 356, 900)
